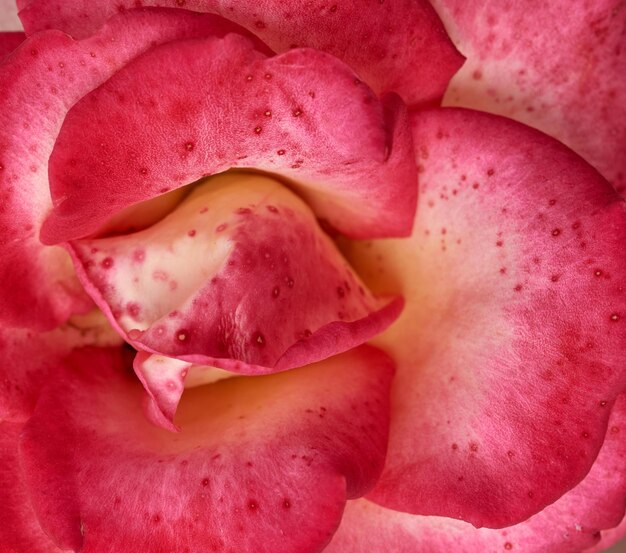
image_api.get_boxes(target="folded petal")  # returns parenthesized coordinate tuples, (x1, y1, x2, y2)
(19, 0, 464, 107)
(20, 345, 394, 553)
(0, 422, 64, 553)
(433, 0, 626, 194)
(42, 32, 417, 244)
(343, 108, 626, 527)
(0, 8, 245, 329)
(66, 172, 401, 428)
(327, 393, 626, 553)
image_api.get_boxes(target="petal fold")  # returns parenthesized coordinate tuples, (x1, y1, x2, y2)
(433, 0, 626, 194)
(20, 345, 394, 553)
(66, 172, 401, 428)
(0, 8, 246, 329)
(42, 34, 417, 243)
(327, 393, 626, 553)
(344, 108, 626, 527)
(19, 0, 464, 107)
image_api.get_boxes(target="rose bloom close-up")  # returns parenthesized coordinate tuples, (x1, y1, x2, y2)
(1, 0, 625, 552)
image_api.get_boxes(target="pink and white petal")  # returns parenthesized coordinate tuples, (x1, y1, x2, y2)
(0, 311, 122, 422)
(41, 34, 417, 245)
(432, 0, 626, 194)
(0, 0, 21, 31)
(0, 422, 64, 553)
(67, 173, 401, 427)
(328, 393, 626, 553)
(0, 32, 24, 58)
(18, 0, 463, 107)
(0, 8, 249, 330)
(20, 345, 394, 553)
(343, 108, 626, 528)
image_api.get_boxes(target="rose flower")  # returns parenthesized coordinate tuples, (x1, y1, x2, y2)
(1, 1, 625, 552)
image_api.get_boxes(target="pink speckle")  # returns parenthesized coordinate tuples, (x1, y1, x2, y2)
(101, 257, 114, 269)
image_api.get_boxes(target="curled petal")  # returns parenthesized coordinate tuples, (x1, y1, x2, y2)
(344, 108, 626, 527)
(42, 33, 417, 243)
(67, 173, 401, 427)
(20, 345, 394, 552)
(19, 0, 464, 107)
(433, 0, 626, 193)
(0, 422, 64, 553)
(326, 394, 626, 553)
(0, 8, 246, 329)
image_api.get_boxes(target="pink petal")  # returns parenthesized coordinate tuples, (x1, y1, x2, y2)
(0, 32, 24, 59)
(20, 345, 394, 552)
(344, 108, 626, 528)
(19, 0, 463, 107)
(42, 33, 417, 244)
(66, 173, 401, 428)
(0, 422, 64, 553)
(0, 8, 246, 330)
(433, 0, 626, 194)
(0, 0, 21, 31)
(0, 316, 121, 422)
(326, 393, 626, 553)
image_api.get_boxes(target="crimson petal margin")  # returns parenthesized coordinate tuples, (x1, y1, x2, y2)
(20, 345, 394, 553)
(41, 33, 417, 244)
(343, 108, 626, 528)
(326, 393, 626, 553)
(432, 0, 626, 194)
(0, 32, 24, 59)
(0, 8, 253, 330)
(18, 0, 464, 107)
(0, 422, 63, 553)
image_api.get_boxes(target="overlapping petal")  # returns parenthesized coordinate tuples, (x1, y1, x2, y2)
(18, 0, 464, 107)
(0, 312, 121, 422)
(41, 31, 417, 244)
(432, 0, 626, 194)
(20, 345, 394, 552)
(343, 108, 626, 528)
(0, 8, 251, 330)
(326, 393, 626, 553)
(66, 172, 402, 429)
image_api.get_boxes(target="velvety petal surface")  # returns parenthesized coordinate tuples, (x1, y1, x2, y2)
(326, 393, 626, 553)
(67, 172, 401, 429)
(342, 108, 626, 528)
(42, 32, 417, 244)
(20, 345, 394, 553)
(18, 0, 464, 107)
(0, 312, 121, 422)
(0, 8, 246, 329)
(432, 0, 626, 194)
(0, 422, 63, 553)
(0, 32, 24, 59)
